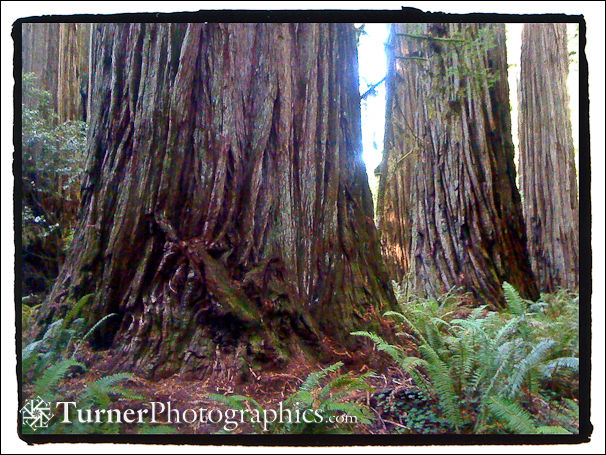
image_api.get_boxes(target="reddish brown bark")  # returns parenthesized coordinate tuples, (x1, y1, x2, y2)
(377, 23, 538, 306)
(40, 23, 395, 379)
(518, 24, 579, 292)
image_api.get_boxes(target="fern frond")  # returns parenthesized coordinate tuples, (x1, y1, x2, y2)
(32, 359, 83, 398)
(479, 340, 521, 399)
(284, 390, 315, 408)
(486, 396, 537, 433)
(528, 301, 548, 313)
(22, 340, 42, 365)
(41, 319, 64, 342)
(419, 343, 462, 429)
(319, 372, 372, 401)
(81, 374, 132, 408)
(503, 282, 527, 316)
(506, 339, 556, 398)
(543, 357, 579, 376)
(429, 316, 452, 328)
(299, 361, 342, 393)
(63, 293, 95, 329)
(206, 393, 263, 414)
(351, 331, 406, 363)
(383, 311, 429, 345)
(111, 387, 145, 401)
(494, 315, 523, 345)
(91, 372, 132, 391)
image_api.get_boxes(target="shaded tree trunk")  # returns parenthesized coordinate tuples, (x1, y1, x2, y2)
(22, 23, 60, 112)
(57, 23, 90, 122)
(377, 23, 538, 306)
(40, 23, 395, 379)
(518, 24, 579, 292)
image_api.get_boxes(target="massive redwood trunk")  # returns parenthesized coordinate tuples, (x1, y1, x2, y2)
(377, 23, 538, 306)
(518, 24, 579, 292)
(40, 23, 395, 379)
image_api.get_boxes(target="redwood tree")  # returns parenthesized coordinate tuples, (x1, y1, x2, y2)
(377, 23, 538, 305)
(518, 23, 579, 292)
(22, 23, 89, 122)
(40, 23, 395, 379)
(22, 23, 60, 112)
(57, 23, 90, 122)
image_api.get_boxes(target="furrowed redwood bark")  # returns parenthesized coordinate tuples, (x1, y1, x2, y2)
(377, 23, 538, 305)
(40, 23, 395, 378)
(518, 24, 579, 292)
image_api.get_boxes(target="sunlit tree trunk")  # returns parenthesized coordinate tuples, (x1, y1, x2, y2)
(518, 23, 579, 292)
(40, 23, 395, 379)
(57, 23, 90, 122)
(22, 23, 89, 122)
(377, 23, 538, 305)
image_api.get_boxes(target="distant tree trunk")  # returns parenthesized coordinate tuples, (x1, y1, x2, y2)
(518, 24, 579, 292)
(22, 23, 60, 113)
(57, 23, 90, 122)
(40, 23, 395, 379)
(377, 23, 538, 306)
(22, 23, 89, 122)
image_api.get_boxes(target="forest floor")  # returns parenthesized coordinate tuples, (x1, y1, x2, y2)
(33, 344, 412, 434)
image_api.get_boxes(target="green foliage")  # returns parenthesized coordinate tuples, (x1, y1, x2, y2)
(486, 396, 541, 433)
(402, 24, 502, 121)
(373, 388, 451, 433)
(81, 373, 144, 410)
(21, 311, 150, 435)
(206, 362, 373, 434)
(23, 371, 140, 435)
(23, 305, 121, 381)
(137, 425, 179, 434)
(22, 300, 43, 333)
(31, 359, 84, 402)
(22, 72, 87, 297)
(23, 317, 83, 381)
(354, 282, 579, 434)
(62, 293, 95, 329)
(486, 397, 569, 434)
(502, 281, 527, 316)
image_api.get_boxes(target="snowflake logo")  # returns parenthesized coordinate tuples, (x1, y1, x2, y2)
(20, 396, 52, 431)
